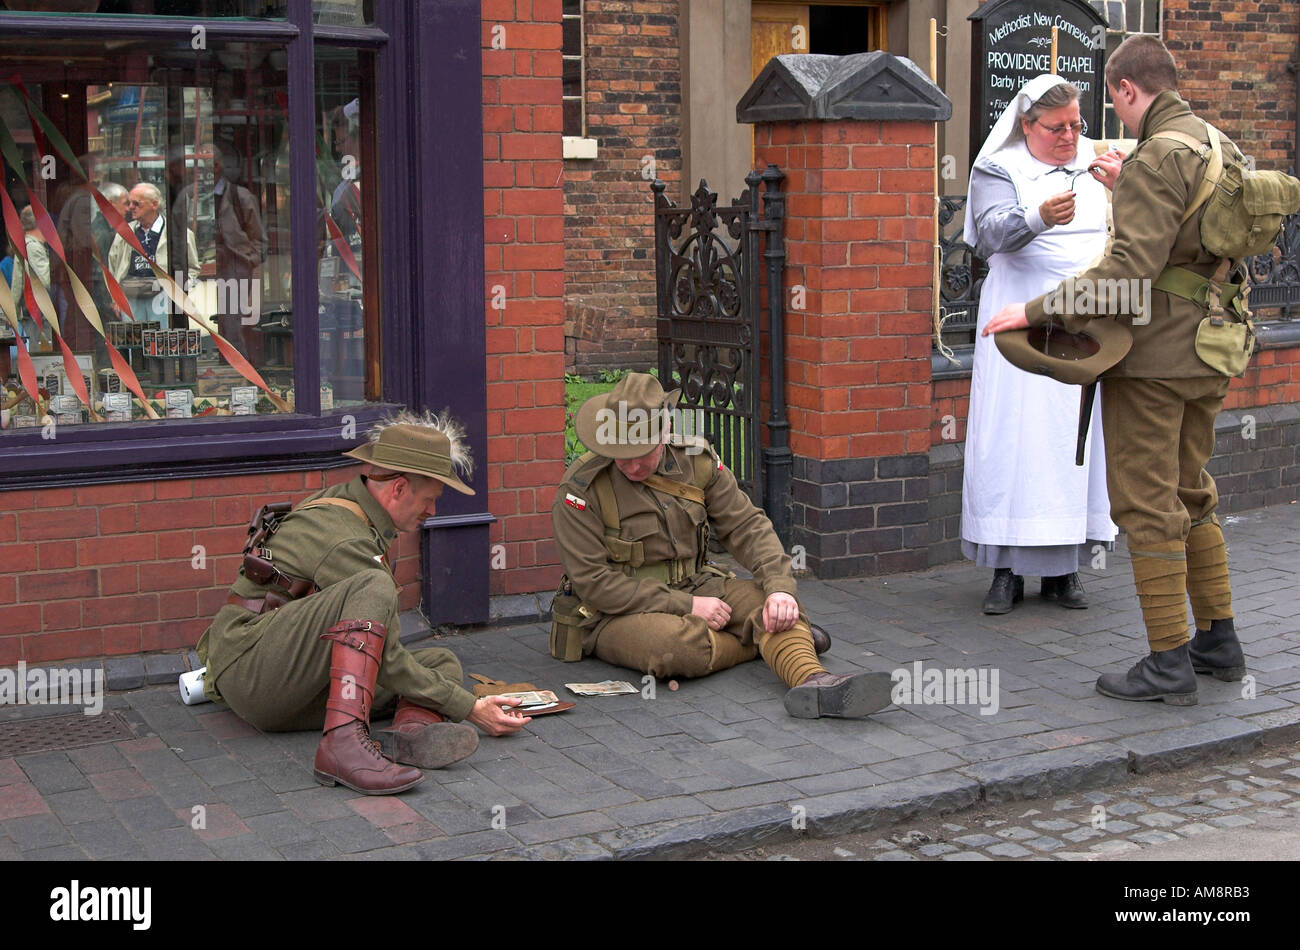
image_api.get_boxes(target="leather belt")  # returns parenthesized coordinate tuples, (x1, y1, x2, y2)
(226, 593, 267, 613)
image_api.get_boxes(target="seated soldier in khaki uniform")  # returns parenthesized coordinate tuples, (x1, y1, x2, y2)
(198, 412, 528, 796)
(552, 374, 894, 718)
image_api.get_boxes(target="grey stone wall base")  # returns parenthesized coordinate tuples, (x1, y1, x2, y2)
(794, 452, 931, 579)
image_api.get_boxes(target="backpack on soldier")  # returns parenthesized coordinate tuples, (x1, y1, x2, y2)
(1151, 121, 1300, 376)
(1153, 122, 1300, 259)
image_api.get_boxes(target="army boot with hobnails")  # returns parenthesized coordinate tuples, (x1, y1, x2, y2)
(1095, 644, 1199, 705)
(1095, 541, 1197, 705)
(314, 620, 424, 795)
(784, 670, 896, 719)
(374, 698, 479, 769)
(1188, 618, 1246, 682)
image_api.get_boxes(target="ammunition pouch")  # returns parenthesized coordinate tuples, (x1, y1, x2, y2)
(549, 578, 601, 662)
(1155, 263, 1256, 377)
(235, 502, 316, 615)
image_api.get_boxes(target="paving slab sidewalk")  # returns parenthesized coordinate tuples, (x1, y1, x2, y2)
(1, 504, 1295, 861)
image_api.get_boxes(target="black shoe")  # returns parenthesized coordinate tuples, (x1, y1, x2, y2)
(1188, 618, 1246, 681)
(1095, 644, 1198, 705)
(809, 624, 831, 656)
(783, 670, 895, 719)
(982, 569, 1023, 614)
(1041, 573, 1088, 609)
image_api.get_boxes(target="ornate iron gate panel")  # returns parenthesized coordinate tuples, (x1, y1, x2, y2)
(1243, 211, 1300, 320)
(937, 194, 987, 346)
(652, 174, 782, 512)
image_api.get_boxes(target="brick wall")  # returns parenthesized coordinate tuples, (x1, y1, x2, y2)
(931, 376, 970, 445)
(563, 0, 681, 375)
(482, 0, 568, 596)
(755, 121, 935, 463)
(753, 117, 936, 577)
(1165, 0, 1297, 172)
(0, 466, 426, 666)
(1223, 344, 1300, 410)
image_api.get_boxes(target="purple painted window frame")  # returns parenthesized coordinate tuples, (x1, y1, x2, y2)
(0, 0, 488, 510)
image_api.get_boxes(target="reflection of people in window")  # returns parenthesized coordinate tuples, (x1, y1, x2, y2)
(11, 205, 52, 352)
(91, 183, 132, 318)
(108, 182, 199, 323)
(208, 146, 266, 359)
(327, 98, 362, 250)
(52, 154, 100, 351)
(82, 182, 131, 368)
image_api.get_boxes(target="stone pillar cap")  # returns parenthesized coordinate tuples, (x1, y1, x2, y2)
(738, 50, 952, 124)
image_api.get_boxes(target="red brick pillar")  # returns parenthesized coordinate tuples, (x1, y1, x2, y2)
(739, 52, 951, 577)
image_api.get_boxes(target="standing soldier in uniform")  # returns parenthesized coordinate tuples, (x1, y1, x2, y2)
(984, 36, 1263, 703)
(198, 411, 528, 796)
(551, 373, 894, 719)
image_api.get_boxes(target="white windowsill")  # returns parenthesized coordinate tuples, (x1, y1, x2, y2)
(563, 136, 598, 160)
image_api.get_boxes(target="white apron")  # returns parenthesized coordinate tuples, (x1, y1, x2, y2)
(961, 140, 1118, 548)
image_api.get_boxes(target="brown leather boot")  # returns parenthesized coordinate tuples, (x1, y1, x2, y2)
(783, 670, 895, 719)
(374, 697, 479, 769)
(809, 624, 831, 656)
(313, 620, 424, 795)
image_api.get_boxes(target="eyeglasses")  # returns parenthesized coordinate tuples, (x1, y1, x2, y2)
(1034, 118, 1084, 137)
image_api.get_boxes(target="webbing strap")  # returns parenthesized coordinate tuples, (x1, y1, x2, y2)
(299, 497, 372, 526)
(642, 473, 706, 505)
(1153, 266, 1241, 306)
(1151, 124, 1223, 227)
(591, 469, 620, 538)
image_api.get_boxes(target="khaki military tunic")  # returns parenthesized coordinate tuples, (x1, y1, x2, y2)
(1023, 91, 1238, 648)
(1024, 91, 1234, 550)
(552, 437, 803, 678)
(197, 475, 478, 729)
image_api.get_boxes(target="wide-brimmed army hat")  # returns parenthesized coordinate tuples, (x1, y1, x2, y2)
(575, 372, 682, 459)
(344, 422, 475, 495)
(995, 319, 1133, 385)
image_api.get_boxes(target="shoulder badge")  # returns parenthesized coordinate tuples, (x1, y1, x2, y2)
(564, 493, 587, 511)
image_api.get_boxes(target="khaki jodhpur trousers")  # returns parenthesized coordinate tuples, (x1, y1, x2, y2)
(1101, 375, 1234, 650)
(215, 570, 465, 732)
(591, 575, 812, 680)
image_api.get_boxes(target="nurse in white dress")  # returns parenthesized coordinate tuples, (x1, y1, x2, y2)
(961, 75, 1118, 614)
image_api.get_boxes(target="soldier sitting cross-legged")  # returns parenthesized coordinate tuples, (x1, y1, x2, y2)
(551, 373, 895, 719)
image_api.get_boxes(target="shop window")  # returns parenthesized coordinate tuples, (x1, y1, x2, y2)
(315, 46, 378, 406)
(0, 24, 389, 449)
(0, 36, 310, 429)
(313, 0, 371, 26)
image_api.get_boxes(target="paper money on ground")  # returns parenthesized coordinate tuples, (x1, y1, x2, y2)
(564, 681, 639, 697)
(495, 690, 559, 707)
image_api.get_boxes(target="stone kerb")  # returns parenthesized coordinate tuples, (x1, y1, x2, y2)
(740, 52, 951, 579)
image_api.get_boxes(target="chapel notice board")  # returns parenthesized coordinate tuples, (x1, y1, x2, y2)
(968, 0, 1107, 169)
